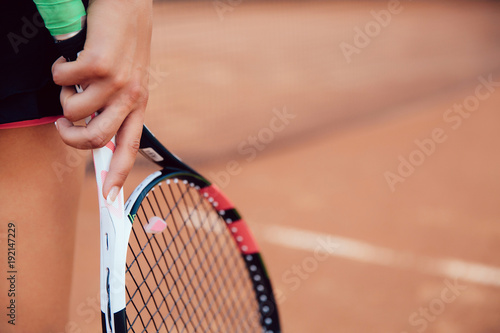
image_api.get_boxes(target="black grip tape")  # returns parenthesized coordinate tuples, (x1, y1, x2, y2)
(55, 25, 87, 62)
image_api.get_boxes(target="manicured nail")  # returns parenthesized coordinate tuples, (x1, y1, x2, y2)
(54, 121, 59, 130)
(106, 186, 120, 205)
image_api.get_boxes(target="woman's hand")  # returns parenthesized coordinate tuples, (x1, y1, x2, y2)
(52, 0, 153, 202)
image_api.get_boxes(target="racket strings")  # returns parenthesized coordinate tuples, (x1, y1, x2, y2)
(148, 189, 203, 330)
(160, 186, 237, 332)
(158, 183, 258, 333)
(129, 187, 211, 331)
(127, 206, 189, 330)
(126, 178, 261, 333)
(155, 186, 223, 331)
(127, 231, 174, 330)
(130, 187, 253, 333)
(167, 182, 261, 332)
(176, 182, 260, 331)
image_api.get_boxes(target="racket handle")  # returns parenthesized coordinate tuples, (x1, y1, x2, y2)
(53, 27, 128, 332)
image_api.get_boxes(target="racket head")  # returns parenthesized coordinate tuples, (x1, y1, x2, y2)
(123, 170, 281, 333)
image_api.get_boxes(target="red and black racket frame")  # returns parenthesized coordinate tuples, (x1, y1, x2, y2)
(112, 126, 282, 333)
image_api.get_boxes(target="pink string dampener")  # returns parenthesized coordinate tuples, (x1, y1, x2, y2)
(144, 216, 167, 234)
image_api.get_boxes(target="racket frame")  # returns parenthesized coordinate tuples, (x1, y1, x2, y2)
(115, 127, 281, 333)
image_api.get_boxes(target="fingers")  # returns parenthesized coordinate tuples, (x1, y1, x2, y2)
(60, 83, 117, 122)
(52, 56, 91, 87)
(102, 110, 144, 201)
(55, 108, 127, 150)
(57, 80, 146, 150)
(52, 51, 116, 87)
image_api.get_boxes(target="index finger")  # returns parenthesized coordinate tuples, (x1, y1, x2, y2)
(52, 49, 111, 87)
(102, 109, 144, 202)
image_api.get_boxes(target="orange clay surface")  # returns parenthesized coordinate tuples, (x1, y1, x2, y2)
(71, 1, 500, 332)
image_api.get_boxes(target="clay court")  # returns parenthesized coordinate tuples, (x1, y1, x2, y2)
(70, 1, 500, 332)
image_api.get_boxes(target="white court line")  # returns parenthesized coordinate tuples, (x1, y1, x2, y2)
(259, 224, 500, 288)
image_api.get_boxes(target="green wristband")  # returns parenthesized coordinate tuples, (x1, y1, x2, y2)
(33, 0, 86, 36)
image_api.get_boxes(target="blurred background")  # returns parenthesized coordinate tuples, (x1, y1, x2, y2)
(72, 1, 500, 332)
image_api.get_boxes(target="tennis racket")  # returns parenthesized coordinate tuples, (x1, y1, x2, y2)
(43, 6, 281, 333)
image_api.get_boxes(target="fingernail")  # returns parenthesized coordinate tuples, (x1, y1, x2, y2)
(106, 186, 120, 205)
(54, 121, 59, 130)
